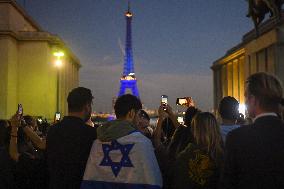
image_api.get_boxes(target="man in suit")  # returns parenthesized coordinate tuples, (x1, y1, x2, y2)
(47, 87, 97, 189)
(222, 72, 284, 189)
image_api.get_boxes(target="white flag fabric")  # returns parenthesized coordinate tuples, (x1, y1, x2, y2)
(81, 131, 163, 189)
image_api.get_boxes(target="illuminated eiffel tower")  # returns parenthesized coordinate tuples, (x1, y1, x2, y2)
(117, 3, 140, 98)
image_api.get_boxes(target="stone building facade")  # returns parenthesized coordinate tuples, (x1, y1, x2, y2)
(212, 12, 284, 114)
(0, 0, 80, 120)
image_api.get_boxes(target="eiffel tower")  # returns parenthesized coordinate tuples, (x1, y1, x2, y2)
(117, 3, 140, 98)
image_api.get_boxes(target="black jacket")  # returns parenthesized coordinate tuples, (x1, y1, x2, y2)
(173, 143, 221, 189)
(47, 116, 97, 189)
(221, 115, 284, 189)
(0, 147, 16, 189)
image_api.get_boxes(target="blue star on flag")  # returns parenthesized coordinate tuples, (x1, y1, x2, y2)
(100, 140, 134, 177)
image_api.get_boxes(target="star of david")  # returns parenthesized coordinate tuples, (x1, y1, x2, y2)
(100, 140, 134, 177)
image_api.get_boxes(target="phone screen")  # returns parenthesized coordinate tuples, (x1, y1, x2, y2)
(176, 97, 194, 107)
(177, 98, 187, 105)
(161, 95, 168, 110)
(161, 95, 168, 104)
(18, 104, 23, 115)
(55, 112, 61, 121)
(177, 116, 184, 124)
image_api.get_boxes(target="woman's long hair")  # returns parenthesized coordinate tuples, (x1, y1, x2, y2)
(191, 112, 224, 163)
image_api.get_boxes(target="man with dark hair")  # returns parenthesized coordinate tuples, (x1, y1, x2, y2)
(47, 87, 97, 189)
(222, 73, 284, 189)
(81, 94, 162, 189)
(218, 96, 240, 142)
(114, 94, 142, 118)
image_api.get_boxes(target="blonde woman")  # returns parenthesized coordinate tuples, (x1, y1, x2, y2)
(173, 112, 223, 189)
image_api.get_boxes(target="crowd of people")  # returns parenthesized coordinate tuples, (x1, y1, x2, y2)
(1, 72, 284, 189)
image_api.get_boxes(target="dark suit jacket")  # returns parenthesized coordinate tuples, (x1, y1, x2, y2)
(0, 147, 16, 189)
(222, 115, 284, 189)
(47, 116, 97, 189)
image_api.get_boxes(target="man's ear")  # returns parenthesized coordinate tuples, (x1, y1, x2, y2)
(126, 109, 136, 120)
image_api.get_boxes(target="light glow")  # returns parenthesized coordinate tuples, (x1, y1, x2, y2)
(55, 59, 62, 67)
(53, 51, 64, 68)
(239, 104, 246, 116)
(125, 12, 132, 17)
(121, 75, 136, 81)
(177, 116, 184, 124)
(53, 51, 65, 57)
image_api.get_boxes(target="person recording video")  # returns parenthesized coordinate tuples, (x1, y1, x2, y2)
(134, 109, 153, 138)
(8, 108, 49, 189)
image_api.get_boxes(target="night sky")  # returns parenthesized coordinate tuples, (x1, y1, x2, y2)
(17, 0, 253, 112)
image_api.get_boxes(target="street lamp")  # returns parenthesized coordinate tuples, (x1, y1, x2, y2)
(53, 51, 64, 113)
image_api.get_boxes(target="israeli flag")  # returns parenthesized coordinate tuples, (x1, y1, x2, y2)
(81, 131, 163, 189)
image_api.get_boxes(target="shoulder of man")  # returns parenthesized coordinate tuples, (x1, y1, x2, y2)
(46, 123, 60, 138)
(83, 131, 162, 187)
(84, 125, 97, 138)
(108, 131, 153, 149)
(225, 124, 254, 151)
(227, 124, 251, 137)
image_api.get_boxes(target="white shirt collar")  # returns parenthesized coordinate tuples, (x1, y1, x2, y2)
(253, 112, 278, 123)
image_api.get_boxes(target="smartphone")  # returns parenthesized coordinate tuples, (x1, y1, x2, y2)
(176, 98, 188, 106)
(161, 95, 168, 110)
(18, 104, 23, 115)
(55, 112, 61, 121)
(177, 116, 184, 124)
(176, 97, 194, 107)
(37, 118, 43, 124)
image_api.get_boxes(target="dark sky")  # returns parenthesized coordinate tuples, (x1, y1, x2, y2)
(18, 0, 253, 112)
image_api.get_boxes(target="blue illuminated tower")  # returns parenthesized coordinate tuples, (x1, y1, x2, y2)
(118, 3, 140, 98)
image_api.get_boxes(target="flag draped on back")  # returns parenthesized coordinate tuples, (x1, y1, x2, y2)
(81, 131, 163, 189)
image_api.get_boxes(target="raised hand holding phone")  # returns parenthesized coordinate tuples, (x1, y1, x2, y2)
(176, 97, 195, 107)
(55, 112, 61, 121)
(185, 97, 195, 107)
(10, 113, 21, 128)
(17, 104, 23, 116)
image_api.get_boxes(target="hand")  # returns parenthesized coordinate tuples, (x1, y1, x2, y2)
(10, 114, 21, 128)
(185, 97, 195, 107)
(164, 104, 174, 115)
(158, 105, 168, 119)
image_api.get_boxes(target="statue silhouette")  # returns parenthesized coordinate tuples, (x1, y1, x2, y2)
(246, 0, 283, 36)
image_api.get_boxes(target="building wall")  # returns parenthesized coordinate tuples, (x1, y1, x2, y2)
(239, 56, 245, 104)
(0, 37, 9, 118)
(212, 49, 245, 114)
(212, 19, 284, 114)
(18, 41, 57, 119)
(8, 3, 37, 32)
(0, 1, 80, 120)
(0, 3, 9, 30)
(59, 57, 80, 116)
(275, 24, 284, 82)
(0, 36, 80, 120)
(245, 29, 277, 77)
(0, 2, 37, 31)
(0, 36, 19, 119)
(6, 36, 18, 118)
